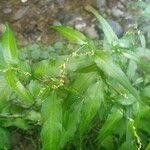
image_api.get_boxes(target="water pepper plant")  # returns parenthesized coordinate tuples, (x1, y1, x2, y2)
(0, 6, 150, 150)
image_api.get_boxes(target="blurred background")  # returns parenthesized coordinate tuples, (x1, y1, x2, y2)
(0, 0, 149, 44)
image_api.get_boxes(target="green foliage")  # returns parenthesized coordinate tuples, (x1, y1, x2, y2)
(130, 1, 150, 21)
(79, 80, 104, 136)
(51, 26, 88, 45)
(2, 24, 18, 64)
(0, 127, 11, 150)
(86, 5, 118, 45)
(41, 91, 62, 150)
(0, 6, 150, 150)
(130, 0, 150, 48)
(5, 68, 33, 105)
(95, 51, 139, 100)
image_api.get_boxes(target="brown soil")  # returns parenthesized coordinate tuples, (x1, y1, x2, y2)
(0, 0, 97, 45)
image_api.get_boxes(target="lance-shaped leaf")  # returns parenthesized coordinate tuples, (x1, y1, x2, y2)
(79, 80, 104, 136)
(86, 5, 118, 44)
(75, 63, 99, 73)
(41, 91, 62, 150)
(2, 24, 18, 64)
(51, 26, 87, 45)
(60, 101, 83, 148)
(95, 51, 139, 100)
(5, 68, 33, 104)
(98, 109, 123, 143)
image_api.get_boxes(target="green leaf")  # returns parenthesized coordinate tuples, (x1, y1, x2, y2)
(33, 59, 62, 79)
(5, 68, 33, 104)
(66, 54, 94, 72)
(127, 60, 137, 82)
(117, 38, 133, 49)
(26, 110, 41, 122)
(123, 51, 150, 74)
(139, 32, 146, 48)
(142, 86, 150, 98)
(28, 80, 42, 97)
(101, 136, 114, 150)
(33, 60, 49, 78)
(0, 127, 11, 149)
(135, 106, 150, 133)
(119, 141, 137, 150)
(75, 63, 99, 73)
(118, 94, 137, 106)
(79, 80, 104, 136)
(13, 118, 29, 129)
(0, 93, 9, 112)
(137, 119, 150, 133)
(98, 108, 123, 142)
(41, 91, 62, 150)
(138, 58, 150, 74)
(86, 5, 118, 44)
(71, 72, 98, 94)
(2, 118, 29, 130)
(113, 118, 126, 136)
(2, 24, 18, 64)
(0, 44, 5, 69)
(65, 72, 98, 107)
(95, 51, 139, 100)
(145, 143, 150, 150)
(60, 101, 83, 148)
(0, 76, 11, 112)
(51, 26, 88, 45)
(127, 118, 142, 150)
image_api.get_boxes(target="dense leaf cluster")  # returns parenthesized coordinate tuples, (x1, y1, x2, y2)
(0, 6, 150, 150)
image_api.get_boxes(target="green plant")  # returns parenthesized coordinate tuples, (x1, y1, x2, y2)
(0, 6, 150, 150)
(129, 0, 150, 48)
